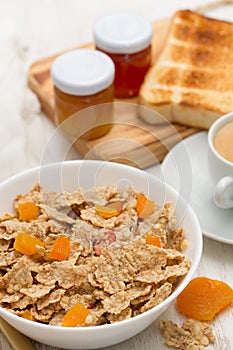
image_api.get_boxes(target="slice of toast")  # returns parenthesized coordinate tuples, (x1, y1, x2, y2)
(139, 10, 233, 129)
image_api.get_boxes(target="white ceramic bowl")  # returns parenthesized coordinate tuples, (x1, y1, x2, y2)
(0, 160, 202, 349)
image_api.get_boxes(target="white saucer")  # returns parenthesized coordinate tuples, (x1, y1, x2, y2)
(161, 131, 233, 245)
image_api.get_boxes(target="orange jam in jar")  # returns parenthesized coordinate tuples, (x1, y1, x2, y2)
(94, 13, 153, 98)
(51, 49, 115, 140)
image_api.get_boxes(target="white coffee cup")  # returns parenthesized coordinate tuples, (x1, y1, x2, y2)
(208, 112, 233, 209)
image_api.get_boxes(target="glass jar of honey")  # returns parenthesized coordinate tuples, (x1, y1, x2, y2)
(93, 13, 153, 98)
(51, 49, 115, 140)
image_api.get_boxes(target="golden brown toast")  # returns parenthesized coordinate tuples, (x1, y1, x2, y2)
(139, 10, 233, 129)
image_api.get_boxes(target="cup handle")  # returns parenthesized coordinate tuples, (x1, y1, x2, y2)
(214, 176, 233, 209)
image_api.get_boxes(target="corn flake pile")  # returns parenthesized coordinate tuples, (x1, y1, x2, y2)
(0, 184, 191, 327)
(159, 318, 216, 350)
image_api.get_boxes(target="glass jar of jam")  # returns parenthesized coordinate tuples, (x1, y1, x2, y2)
(51, 49, 115, 140)
(93, 13, 153, 98)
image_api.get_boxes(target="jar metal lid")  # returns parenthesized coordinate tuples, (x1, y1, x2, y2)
(93, 13, 153, 54)
(51, 49, 115, 96)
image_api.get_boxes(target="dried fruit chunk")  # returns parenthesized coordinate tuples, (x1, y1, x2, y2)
(18, 202, 38, 221)
(177, 277, 233, 321)
(145, 234, 161, 247)
(21, 310, 35, 321)
(106, 201, 123, 212)
(62, 302, 90, 327)
(95, 205, 119, 219)
(14, 233, 45, 256)
(136, 193, 155, 219)
(49, 236, 70, 261)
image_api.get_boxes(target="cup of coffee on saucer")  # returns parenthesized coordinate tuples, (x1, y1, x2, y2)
(208, 112, 233, 209)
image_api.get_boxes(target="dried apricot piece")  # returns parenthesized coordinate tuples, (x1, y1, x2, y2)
(21, 310, 35, 321)
(145, 234, 161, 247)
(136, 193, 155, 219)
(106, 201, 123, 213)
(14, 233, 45, 256)
(62, 302, 90, 327)
(49, 236, 70, 261)
(18, 202, 38, 221)
(177, 277, 233, 321)
(95, 204, 119, 219)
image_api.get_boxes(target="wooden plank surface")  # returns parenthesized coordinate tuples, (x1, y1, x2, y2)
(28, 18, 199, 169)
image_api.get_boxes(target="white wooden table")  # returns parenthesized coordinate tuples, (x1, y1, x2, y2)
(0, 0, 233, 349)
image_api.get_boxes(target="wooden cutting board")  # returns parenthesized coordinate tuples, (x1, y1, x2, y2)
(28, 18, 199, 169)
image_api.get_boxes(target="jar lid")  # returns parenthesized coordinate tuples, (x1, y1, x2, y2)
(51, 49, 115, 96)
(93, 13, 153, 54)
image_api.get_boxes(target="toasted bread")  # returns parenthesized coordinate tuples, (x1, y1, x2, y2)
(139, 10, 233, 129)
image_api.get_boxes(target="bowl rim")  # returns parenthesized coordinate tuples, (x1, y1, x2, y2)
(0, 160, 203, 332)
